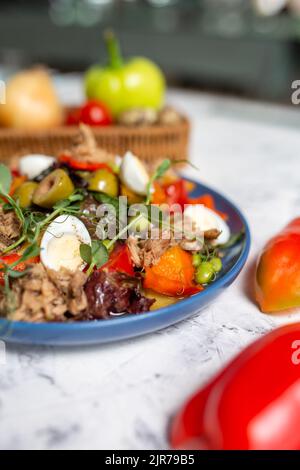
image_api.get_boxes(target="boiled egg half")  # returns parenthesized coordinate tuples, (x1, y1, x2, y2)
(40, 215, 91, 272)
(19, 154, 56, 180)
(120, 151, 150, 196)
(184, 204, 230, 245)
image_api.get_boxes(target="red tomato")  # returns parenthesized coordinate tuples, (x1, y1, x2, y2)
(79, 100, 113, 127)
(256, 218, 300, 313)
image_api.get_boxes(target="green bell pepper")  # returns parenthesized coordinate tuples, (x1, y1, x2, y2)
(84, 31, 166, 118)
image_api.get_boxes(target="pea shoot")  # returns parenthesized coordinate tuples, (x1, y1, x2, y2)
(0, 163, 85, 255)
(145, 159, 171, 205)
(0, 242, 40, 310)
(193, 250, 223, 286)
(80, 240, 109, 277)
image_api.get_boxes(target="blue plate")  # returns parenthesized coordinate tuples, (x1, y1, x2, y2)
(0, 180, 251, 346)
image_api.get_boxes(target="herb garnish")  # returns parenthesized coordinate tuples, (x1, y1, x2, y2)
(0, 163, 85, 254)
(0, 242, 40, 311)
(145, 159, 171, 205)
(80, 240, 109, 277)
(219, 229, 245, 249)
(0, 164, 26, 252)
(92, 192, 120, 215)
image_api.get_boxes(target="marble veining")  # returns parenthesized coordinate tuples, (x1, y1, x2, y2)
(0, 78, 300, 449)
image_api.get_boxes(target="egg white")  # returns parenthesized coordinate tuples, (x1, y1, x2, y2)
(184, 204, 230, 245)
(120, 151, 150, 196)
(19, 154, 56, 180)
(40, 215, 91, 272)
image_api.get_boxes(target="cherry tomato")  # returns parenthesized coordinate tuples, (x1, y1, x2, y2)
(79, 100, 113, 127)
(164, 180, 189, 209)
(66, 107, 81, 126)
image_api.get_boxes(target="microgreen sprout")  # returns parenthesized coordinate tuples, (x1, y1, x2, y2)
(80, 240, 109, 277)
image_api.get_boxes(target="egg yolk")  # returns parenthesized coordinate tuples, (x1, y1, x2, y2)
(46, 233, 83, 272)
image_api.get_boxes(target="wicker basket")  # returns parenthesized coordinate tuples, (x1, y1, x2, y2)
(0, 118, 190, 166)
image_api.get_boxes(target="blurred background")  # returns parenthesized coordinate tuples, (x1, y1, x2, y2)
(1, 0, 300, 103)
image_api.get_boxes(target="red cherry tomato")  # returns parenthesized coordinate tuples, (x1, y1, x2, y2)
(79, 100, 113, 127)
(164, 180, 189, 209)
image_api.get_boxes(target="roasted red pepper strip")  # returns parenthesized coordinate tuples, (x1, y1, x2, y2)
(0, 254, 39, 285)
(59, 154, 113, 172)
(171, 323, 300, 450)
(255, 218, 300, 313)
(103, 243, 135, 276)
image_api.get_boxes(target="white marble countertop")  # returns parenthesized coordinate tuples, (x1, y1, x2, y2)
(1, 79, 300, 450)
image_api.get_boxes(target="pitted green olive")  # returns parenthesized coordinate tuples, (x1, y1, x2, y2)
(33, 169, 74, 208)
(88, 169, 118, 197)
(14, 182, 38, 208)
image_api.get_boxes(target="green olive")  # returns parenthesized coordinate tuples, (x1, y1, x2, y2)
(33, 169, 74, 208)
(88, 169, 118, 197)
(14, 182, 38, 208)
(195, 262, 215, 285)
(210, 257, 222, 273)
